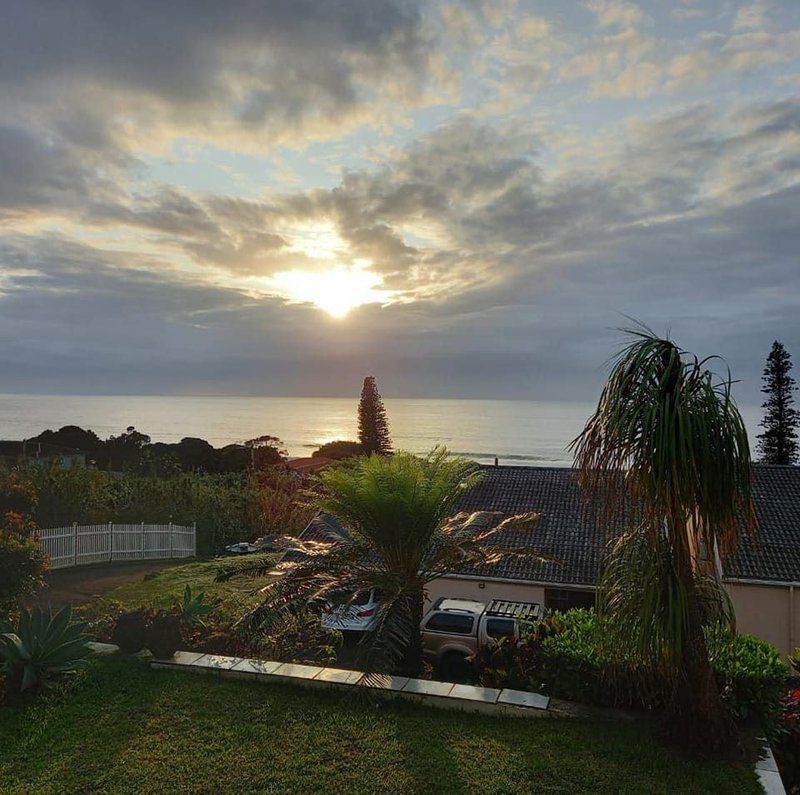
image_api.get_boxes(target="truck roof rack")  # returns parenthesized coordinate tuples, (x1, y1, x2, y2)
(486, 599, 541, 620)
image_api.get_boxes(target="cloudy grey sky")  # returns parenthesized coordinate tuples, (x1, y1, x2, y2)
(1, 0, 798, 402)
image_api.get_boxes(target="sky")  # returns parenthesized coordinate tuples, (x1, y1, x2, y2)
(0, 0, 799, 402)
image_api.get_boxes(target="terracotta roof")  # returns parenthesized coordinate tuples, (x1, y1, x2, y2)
(724, 465, 800, 583)
(298, 463, 800, 587)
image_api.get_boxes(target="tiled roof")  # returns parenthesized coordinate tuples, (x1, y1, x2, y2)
(450, 466, 611, 586)
(298, 463, 800, 587)
(724, 465, 800, 583)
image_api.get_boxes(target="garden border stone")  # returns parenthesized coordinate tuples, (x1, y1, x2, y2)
(151, 650, 551, 719)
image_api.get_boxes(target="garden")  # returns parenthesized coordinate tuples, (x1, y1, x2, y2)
(3, 330, 800, 791)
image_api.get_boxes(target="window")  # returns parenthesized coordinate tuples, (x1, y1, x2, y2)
(544, 589, 595, 612)
(425, 612, 475, 634)
(485, 618, 515, 639)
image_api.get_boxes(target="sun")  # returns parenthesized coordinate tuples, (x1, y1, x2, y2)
(271, 263, 392, 318)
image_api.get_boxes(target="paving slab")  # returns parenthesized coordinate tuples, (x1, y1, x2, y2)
(402, 679, 455, 697)
(448, 684, 501, 704)
(498, 689, 549, 710)
(224, 658, 283, 679)
(194, 654, 242, 671)
(359, 673, 410, 691)
(168, 651, 206, 666)
(314, 667, 364, 685)
(272, 662, 325, 680)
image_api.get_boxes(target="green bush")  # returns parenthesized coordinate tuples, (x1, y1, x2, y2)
(22, 464, 314, 556)
(0, 534, 46, 614)
(707, 627, 789, 723)
(476, 609, 788, 723)
(0, 606, 91, 697)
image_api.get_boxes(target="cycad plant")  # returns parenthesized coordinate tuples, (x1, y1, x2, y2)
(219, 448, 543, 677)
(571, 326, 755, 752)
(1, 605, 92, 695)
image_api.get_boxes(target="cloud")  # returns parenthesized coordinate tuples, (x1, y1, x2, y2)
(0, 0, 440, 154)
(586, 0, 644, 30)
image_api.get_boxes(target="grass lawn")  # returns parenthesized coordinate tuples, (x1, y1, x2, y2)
(102, 554, 279, 622)
(0, 658, 759, 794)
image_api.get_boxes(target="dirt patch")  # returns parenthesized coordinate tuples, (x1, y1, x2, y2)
(36, 561, 182, 608)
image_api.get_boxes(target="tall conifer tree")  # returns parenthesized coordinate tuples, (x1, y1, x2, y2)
(758, 341, 799, 465)
(358, 376, 392, 455)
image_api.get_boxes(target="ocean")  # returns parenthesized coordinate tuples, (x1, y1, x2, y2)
(0, 395, 763, 468)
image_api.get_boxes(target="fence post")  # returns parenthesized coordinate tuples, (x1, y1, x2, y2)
(141, 521, 145, 560)
(169, 521, 173, 559)
(73, 522, 78, 566)
(192, 521, 197, 557)
(109, 521, 113, 562)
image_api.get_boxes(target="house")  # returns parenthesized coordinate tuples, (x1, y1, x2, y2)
(300, 463, 800, 656)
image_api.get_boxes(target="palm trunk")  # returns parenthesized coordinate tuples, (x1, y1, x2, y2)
(397, 589, 425, 678)
(668, 558, 735, 754)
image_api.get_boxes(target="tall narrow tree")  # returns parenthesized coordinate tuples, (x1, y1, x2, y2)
(572, 327, 755, 754)
(758, 341, 799, 465)
(358, 376, 392, 455)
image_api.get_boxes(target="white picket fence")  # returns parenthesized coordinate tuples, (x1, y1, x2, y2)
(39, 523, 196, 569)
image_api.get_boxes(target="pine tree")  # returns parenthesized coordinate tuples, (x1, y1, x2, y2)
(758, 341, 799, 465)
(358, 376, 392, 455)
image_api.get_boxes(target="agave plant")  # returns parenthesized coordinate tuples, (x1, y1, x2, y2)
(0, 605, 92, 694)
(219, 447, 546, 677)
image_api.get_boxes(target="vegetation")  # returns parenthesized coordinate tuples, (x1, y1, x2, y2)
(758, 340, 799, 465)
(0, 471, 46, 613)
(0, 657, 760, 793)
(475, 610, 788, 727)
(0, 606, 91, 697)
(100, 556, 278, 622)
(221, 448, 543, 677)
(358, 376, 392, 455)
(18, 464, 313, 556)
(312, 439, 364, 459)
(20, 424, 285, 474)
(571, 326, 755, 753)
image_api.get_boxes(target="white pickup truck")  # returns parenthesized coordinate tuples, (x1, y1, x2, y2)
(420, 597, 542, 681)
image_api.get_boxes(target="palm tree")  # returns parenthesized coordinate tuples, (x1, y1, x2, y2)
(571, 326, 755, 752)
(219, 448, 542, 677)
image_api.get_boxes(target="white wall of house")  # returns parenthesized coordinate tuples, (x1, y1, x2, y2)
(726, 580, 800, 657)
(425, 575, 546, 609)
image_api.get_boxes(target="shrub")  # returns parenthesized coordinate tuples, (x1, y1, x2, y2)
(146, 611, 184, 659)
(111, 609, 151, 654)
(73, 598, 125, 643)
(707, 628, 788, 723)
(255, 608, 342, 666)
(0, 534, 46, 614)
(0, 606, 91, 697)
(474, 609, 788, 723)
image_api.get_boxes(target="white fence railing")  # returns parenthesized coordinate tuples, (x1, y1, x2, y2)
(39, 523, 196, 570)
